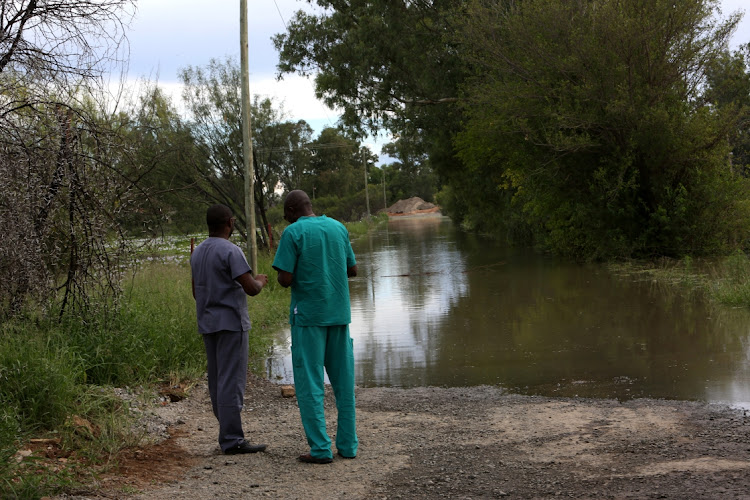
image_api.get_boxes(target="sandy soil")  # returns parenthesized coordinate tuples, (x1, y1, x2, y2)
(53, 373, 750, 500)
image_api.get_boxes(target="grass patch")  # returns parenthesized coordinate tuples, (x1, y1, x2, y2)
(607, 256, 709, 290)
(709, 252, 750, 307)
(608, 252, 750, 308)
(345, 213, 389, 238)
(0, 320, 141, 497)
(0, 250, 289, 497)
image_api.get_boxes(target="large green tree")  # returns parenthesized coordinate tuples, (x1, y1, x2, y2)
(304, 127, 362, 198)
(704, 45, 750, 175)
(276, 0, 750, 259)
(179, 58, 314, 245)
(456, 0, 748, 259)
(274, 0, 465, 206)
(380, 138, 438, 203)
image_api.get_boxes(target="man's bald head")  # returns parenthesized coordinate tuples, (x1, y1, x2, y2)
(283, 190, 314, 223)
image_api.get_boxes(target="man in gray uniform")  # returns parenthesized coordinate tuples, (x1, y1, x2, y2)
(191, 204, 269, 454)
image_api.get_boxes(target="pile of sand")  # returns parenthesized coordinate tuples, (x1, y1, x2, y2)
(386, 197, 437, 215)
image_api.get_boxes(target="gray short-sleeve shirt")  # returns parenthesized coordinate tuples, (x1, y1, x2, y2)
(190, 237, 252, 334)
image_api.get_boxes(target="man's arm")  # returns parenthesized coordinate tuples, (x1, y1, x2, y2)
(276, 269, 293, 288)
(236, 272, 268, 296)
(347, 264, 357, 278)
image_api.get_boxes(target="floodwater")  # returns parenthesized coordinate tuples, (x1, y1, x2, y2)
(266, 216, 750, 407)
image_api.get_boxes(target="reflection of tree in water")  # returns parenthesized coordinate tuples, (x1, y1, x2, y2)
(350, 218, 750, 403)
(437, 255, 750, 401)
(350, 218, 469, 387)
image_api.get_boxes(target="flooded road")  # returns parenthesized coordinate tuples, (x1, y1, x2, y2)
(267, 216, 750, 407)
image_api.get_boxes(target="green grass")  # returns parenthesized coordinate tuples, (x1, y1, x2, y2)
(0, 320, 139, 497)
(709, 252, 750, 307)
(608, 252, 750, 308)
(0, 249, 289, 497)
(345, 213, 389, 238)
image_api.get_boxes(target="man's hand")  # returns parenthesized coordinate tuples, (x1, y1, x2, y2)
(237, 272, 268, 296)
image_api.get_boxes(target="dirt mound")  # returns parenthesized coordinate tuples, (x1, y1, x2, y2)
(386, 197, 437, 215)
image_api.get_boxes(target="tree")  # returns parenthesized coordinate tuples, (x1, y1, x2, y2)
(704, 45, 750, 175)
(179, 58, 312, 246)
(117, 84, 210, 234)
(275, 0, 750, 259)
(381, 138, 437, 203)
(266, 119, 314, 193)
(274, 0, 464, 133)
(0, 0, 137, 318)
(0, 0, 133, 82)
(454, 0, 749, 258)
(274, 0, 466, 206)
(304, 127, 362, 199)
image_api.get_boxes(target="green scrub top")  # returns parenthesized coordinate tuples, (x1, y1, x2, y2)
(272, 215, 356, 326)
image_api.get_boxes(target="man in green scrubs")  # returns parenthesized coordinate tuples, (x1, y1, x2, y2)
(272, 190, 359, 464)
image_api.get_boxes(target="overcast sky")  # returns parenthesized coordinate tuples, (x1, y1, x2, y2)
(123, 0, 750, 154)
(125, 0, 341, 144)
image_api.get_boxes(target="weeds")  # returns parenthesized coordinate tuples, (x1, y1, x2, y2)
(710, 252, 750, 307)
(609, 252, 750, 308)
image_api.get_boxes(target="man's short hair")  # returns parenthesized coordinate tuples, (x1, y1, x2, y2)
(207, 204, 232, 232)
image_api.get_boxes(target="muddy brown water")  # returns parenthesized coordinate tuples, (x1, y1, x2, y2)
(266, 216, 750, 408)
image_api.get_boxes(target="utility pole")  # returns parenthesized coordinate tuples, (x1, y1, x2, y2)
(363, 150, 371, 219)
(382, 168, 387, 210)
(240, 0, 257, 273)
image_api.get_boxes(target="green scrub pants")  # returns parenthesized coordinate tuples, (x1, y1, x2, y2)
(291, 324, 358, 459)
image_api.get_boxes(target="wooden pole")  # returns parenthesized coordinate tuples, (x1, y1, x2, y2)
(382, 168, 387, 210)
(363, 150, 371, 219)
(240, 0, 257, 273)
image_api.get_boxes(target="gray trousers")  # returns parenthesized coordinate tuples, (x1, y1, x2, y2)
(202, 330, 248, 451)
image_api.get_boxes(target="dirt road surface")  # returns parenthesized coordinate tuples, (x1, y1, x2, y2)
(57, 374, 750, 499)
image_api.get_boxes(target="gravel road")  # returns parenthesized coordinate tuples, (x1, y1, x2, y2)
(57, 374, 750, 499)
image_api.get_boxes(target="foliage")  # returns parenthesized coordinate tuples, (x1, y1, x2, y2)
(344, 213, 389, 238)
(275, 0, 465, 217)
(0, 0, 138, 318)
(0, 328, 80, 431)
(380, 138, 438, 203)
(179, 58, 318, 245)
(608, 251, 750, 309)
(295, 127, 364, 198)
(0, 248, 290, 497)
(710, 251, 750, 306)
(309, 190, 378, 222)
(454, 0, 750, 259)
(116, 84, 210, 235)
(274, 0, 465, 134)
(276, 0, 750, 260)
(704, 45, 750, 176)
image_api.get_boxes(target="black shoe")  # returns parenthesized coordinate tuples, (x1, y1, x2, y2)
(337, 451, 356, 459)
(225, 440, 267, 455)
(297, 453, 333, 464)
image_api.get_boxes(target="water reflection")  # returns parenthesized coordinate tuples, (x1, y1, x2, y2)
(266, 216, 750, 405)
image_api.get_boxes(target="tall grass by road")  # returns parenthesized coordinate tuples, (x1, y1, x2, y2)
(0, 253, 288, 497)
